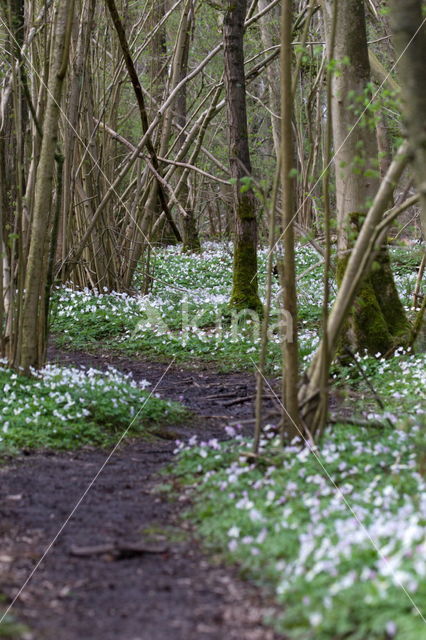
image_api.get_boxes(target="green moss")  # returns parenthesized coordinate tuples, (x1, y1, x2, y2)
(335, 254, 348, 288)
(336, 223, 411, 356)
(336, 255, 393, 356)
(236, 193, 257, 221)
(182, 236, 202, 254)
(352, 278, 393, 354)
(370, 247, 411, 341)
(229, 194, 262, 313)
(182, 241, 202, 254)
(229, 240, 262, 313)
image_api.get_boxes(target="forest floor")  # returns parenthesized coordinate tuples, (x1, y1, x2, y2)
(1, 243, 424, 639)
(0, 345, 285, 640)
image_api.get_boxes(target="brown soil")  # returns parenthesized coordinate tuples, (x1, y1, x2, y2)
(0, 346, 284, 640)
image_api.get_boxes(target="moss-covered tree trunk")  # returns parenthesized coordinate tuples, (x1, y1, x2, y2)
(323, 0, 409, 355)
(223, 0, 261, 311)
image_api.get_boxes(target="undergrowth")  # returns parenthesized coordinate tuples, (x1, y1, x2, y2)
(171, 419, 426, 640)
(49, 243, 322, 371)
(334, 350, 426, 423)
(0, 363, 187, 452)
(49, 243, 420, 372)
(166, 341, 426, 640)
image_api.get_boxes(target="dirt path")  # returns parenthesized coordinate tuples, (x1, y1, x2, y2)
(0, 347, 283, 640)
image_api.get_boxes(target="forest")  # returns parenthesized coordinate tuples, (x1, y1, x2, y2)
(0, 0, 425, 638)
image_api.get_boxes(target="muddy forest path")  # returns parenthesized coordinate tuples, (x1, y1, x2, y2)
(0, 346, 284, 640)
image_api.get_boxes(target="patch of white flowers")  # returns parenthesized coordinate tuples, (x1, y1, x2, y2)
(175, 421, 426, 638)
(52, 242, 420, 376)
(344, 350, 426, 422)
(52, 243, 330, 369)
(0, 362, 151, 444)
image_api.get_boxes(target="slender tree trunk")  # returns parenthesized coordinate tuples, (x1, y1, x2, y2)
(59, 0, 94, 273)
(224, 0, 261, 311)
(105, 0, 181, 242)
(280, 0, 301, 441)
(149, 0, 178, 246)
(0, 134, 5, 356)
(1, 0, 27, 360)
(175, 3, 201, 253)
(258, 0, 281, 162)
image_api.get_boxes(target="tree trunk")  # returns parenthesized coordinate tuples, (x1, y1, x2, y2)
(223, 0, 261, 311)
(389, 0, 426, 239)
(280, 0, 302, 441)
(170, 0, 201, 253)
(59, 0, 94, 275)
(299, 142, 410, 433)
(149, 0, 179, 246)
(0, 0, 27, 360)
(14, 0, 75, 373)
(323, 0, 409, 356)
(258, 0, 281, 162)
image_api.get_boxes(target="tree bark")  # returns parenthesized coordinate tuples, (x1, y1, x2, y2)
(280, 0, 301, 441)
(15, 0, 75, 372)
(389, 0, 426, 238)
(174, 3, 201, 253)
(224, 0, 261, 311)
(323, 0, 409, 356)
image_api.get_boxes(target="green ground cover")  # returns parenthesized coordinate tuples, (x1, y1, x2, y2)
(0, 362, 186, 452)
(172, 409, 426, 639)
(50, 242, 420, 372)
